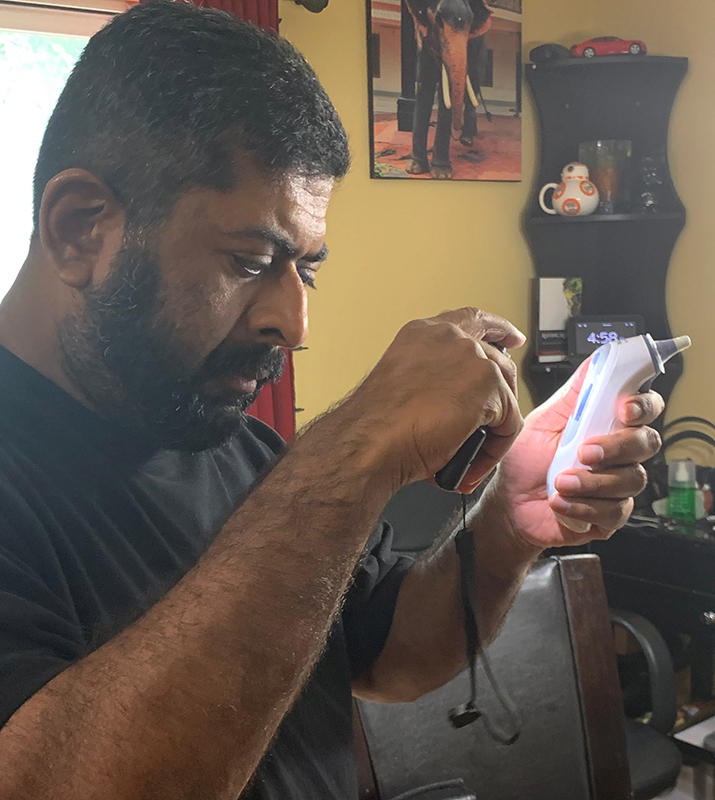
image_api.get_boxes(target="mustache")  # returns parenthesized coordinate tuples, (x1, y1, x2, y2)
(192, 342, 286, 387)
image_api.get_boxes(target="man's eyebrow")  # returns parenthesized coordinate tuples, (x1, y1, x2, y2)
(302, 244, 329, 264)
(223, 226, 328, 262)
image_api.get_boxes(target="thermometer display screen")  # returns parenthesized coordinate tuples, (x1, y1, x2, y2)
(568, 316, 644, 360)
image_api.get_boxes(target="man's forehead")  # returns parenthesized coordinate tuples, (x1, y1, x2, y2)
(222, 225, 329, 262)
(170, 169, 333, 249)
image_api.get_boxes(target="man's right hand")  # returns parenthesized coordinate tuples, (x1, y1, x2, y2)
(335, 308, 526, 493)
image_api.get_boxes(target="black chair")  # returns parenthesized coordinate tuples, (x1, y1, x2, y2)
(355, 555, 632, 800)
(611, 610, 682, 799)
(361, 481, 682, 799)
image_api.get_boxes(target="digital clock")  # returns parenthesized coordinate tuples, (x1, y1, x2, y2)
(566, 315, 644, 363)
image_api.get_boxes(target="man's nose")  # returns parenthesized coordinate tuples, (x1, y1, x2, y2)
(248, 266, 309, 350)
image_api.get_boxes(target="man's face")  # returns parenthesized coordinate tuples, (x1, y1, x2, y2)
(58, 160, 333, 451)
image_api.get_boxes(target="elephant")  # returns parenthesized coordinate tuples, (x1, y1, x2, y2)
(404, 0, 493, 179)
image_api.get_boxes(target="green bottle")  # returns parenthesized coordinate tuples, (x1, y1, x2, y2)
(667, 459, 697, 523)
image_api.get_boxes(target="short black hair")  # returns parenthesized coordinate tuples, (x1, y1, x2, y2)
(33, 0, 350, 231)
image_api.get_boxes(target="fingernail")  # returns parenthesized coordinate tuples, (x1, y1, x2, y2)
(556, 474, 581, 494)
(625, 402, 643, 423)
(580, 444, 604, 465)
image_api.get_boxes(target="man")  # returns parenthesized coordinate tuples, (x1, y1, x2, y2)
(0, 2, 662, 798)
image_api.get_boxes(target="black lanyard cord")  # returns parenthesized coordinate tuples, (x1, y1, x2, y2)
(448, 494, 521, 745)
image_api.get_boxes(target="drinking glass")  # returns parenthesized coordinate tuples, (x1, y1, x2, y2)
(578, 140, 632, 214)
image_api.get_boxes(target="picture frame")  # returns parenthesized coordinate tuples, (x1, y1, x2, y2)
(367, 0, 522, 182)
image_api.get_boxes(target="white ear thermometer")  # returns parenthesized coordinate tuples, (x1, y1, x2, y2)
(547, 333, 691, 533)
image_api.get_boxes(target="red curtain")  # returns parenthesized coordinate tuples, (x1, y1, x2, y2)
(138, 0, 278, 30)
(247, 357, 297, 442)
(189, 0, 278, 32)
(247, 350, 297, 442)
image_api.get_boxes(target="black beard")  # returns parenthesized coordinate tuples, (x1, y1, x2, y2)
(57, 237, 285, 452)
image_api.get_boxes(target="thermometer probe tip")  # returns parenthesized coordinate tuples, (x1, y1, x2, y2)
(673, 335, 692, 353)
(655, 335, 692, 365)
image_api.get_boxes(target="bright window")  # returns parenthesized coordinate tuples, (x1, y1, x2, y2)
(0, 2, 117, 300)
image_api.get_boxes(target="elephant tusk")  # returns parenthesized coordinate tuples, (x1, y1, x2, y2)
(441, 64, 451, 109)
(466, 75, 479, 107)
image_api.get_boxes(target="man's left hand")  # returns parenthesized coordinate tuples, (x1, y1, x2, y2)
(356, 358, 664, 703)
(488, 360, 664, 549)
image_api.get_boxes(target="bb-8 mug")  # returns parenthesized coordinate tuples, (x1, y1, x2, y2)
(539, 162, 599, 217)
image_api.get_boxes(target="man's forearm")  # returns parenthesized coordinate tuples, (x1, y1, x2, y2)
(0, 412, 394, 800)
(468, 479, 543, 645)
(354, 477, 540, 703)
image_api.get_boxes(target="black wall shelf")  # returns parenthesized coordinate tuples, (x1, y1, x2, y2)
(523, 55, 689, 413)
(529, 213, 684, 225)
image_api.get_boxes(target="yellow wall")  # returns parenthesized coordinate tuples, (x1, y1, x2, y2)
(280, 0, 596, 423)
(596, 0, 715, 425)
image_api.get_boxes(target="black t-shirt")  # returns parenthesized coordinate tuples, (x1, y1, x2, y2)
(0, 345, 411, 798)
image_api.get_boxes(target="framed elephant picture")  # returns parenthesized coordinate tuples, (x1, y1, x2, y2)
(367, 0, 522, 181)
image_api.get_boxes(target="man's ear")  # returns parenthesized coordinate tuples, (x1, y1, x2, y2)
(38, 169, 125, 290)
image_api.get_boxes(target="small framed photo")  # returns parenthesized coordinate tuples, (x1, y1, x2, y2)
(367, 0, 522, 181)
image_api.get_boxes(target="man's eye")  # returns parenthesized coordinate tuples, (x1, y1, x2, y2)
(230, 255, 317, 289)
(231, 255, 271, 277)
(298, 267, 317, 290)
